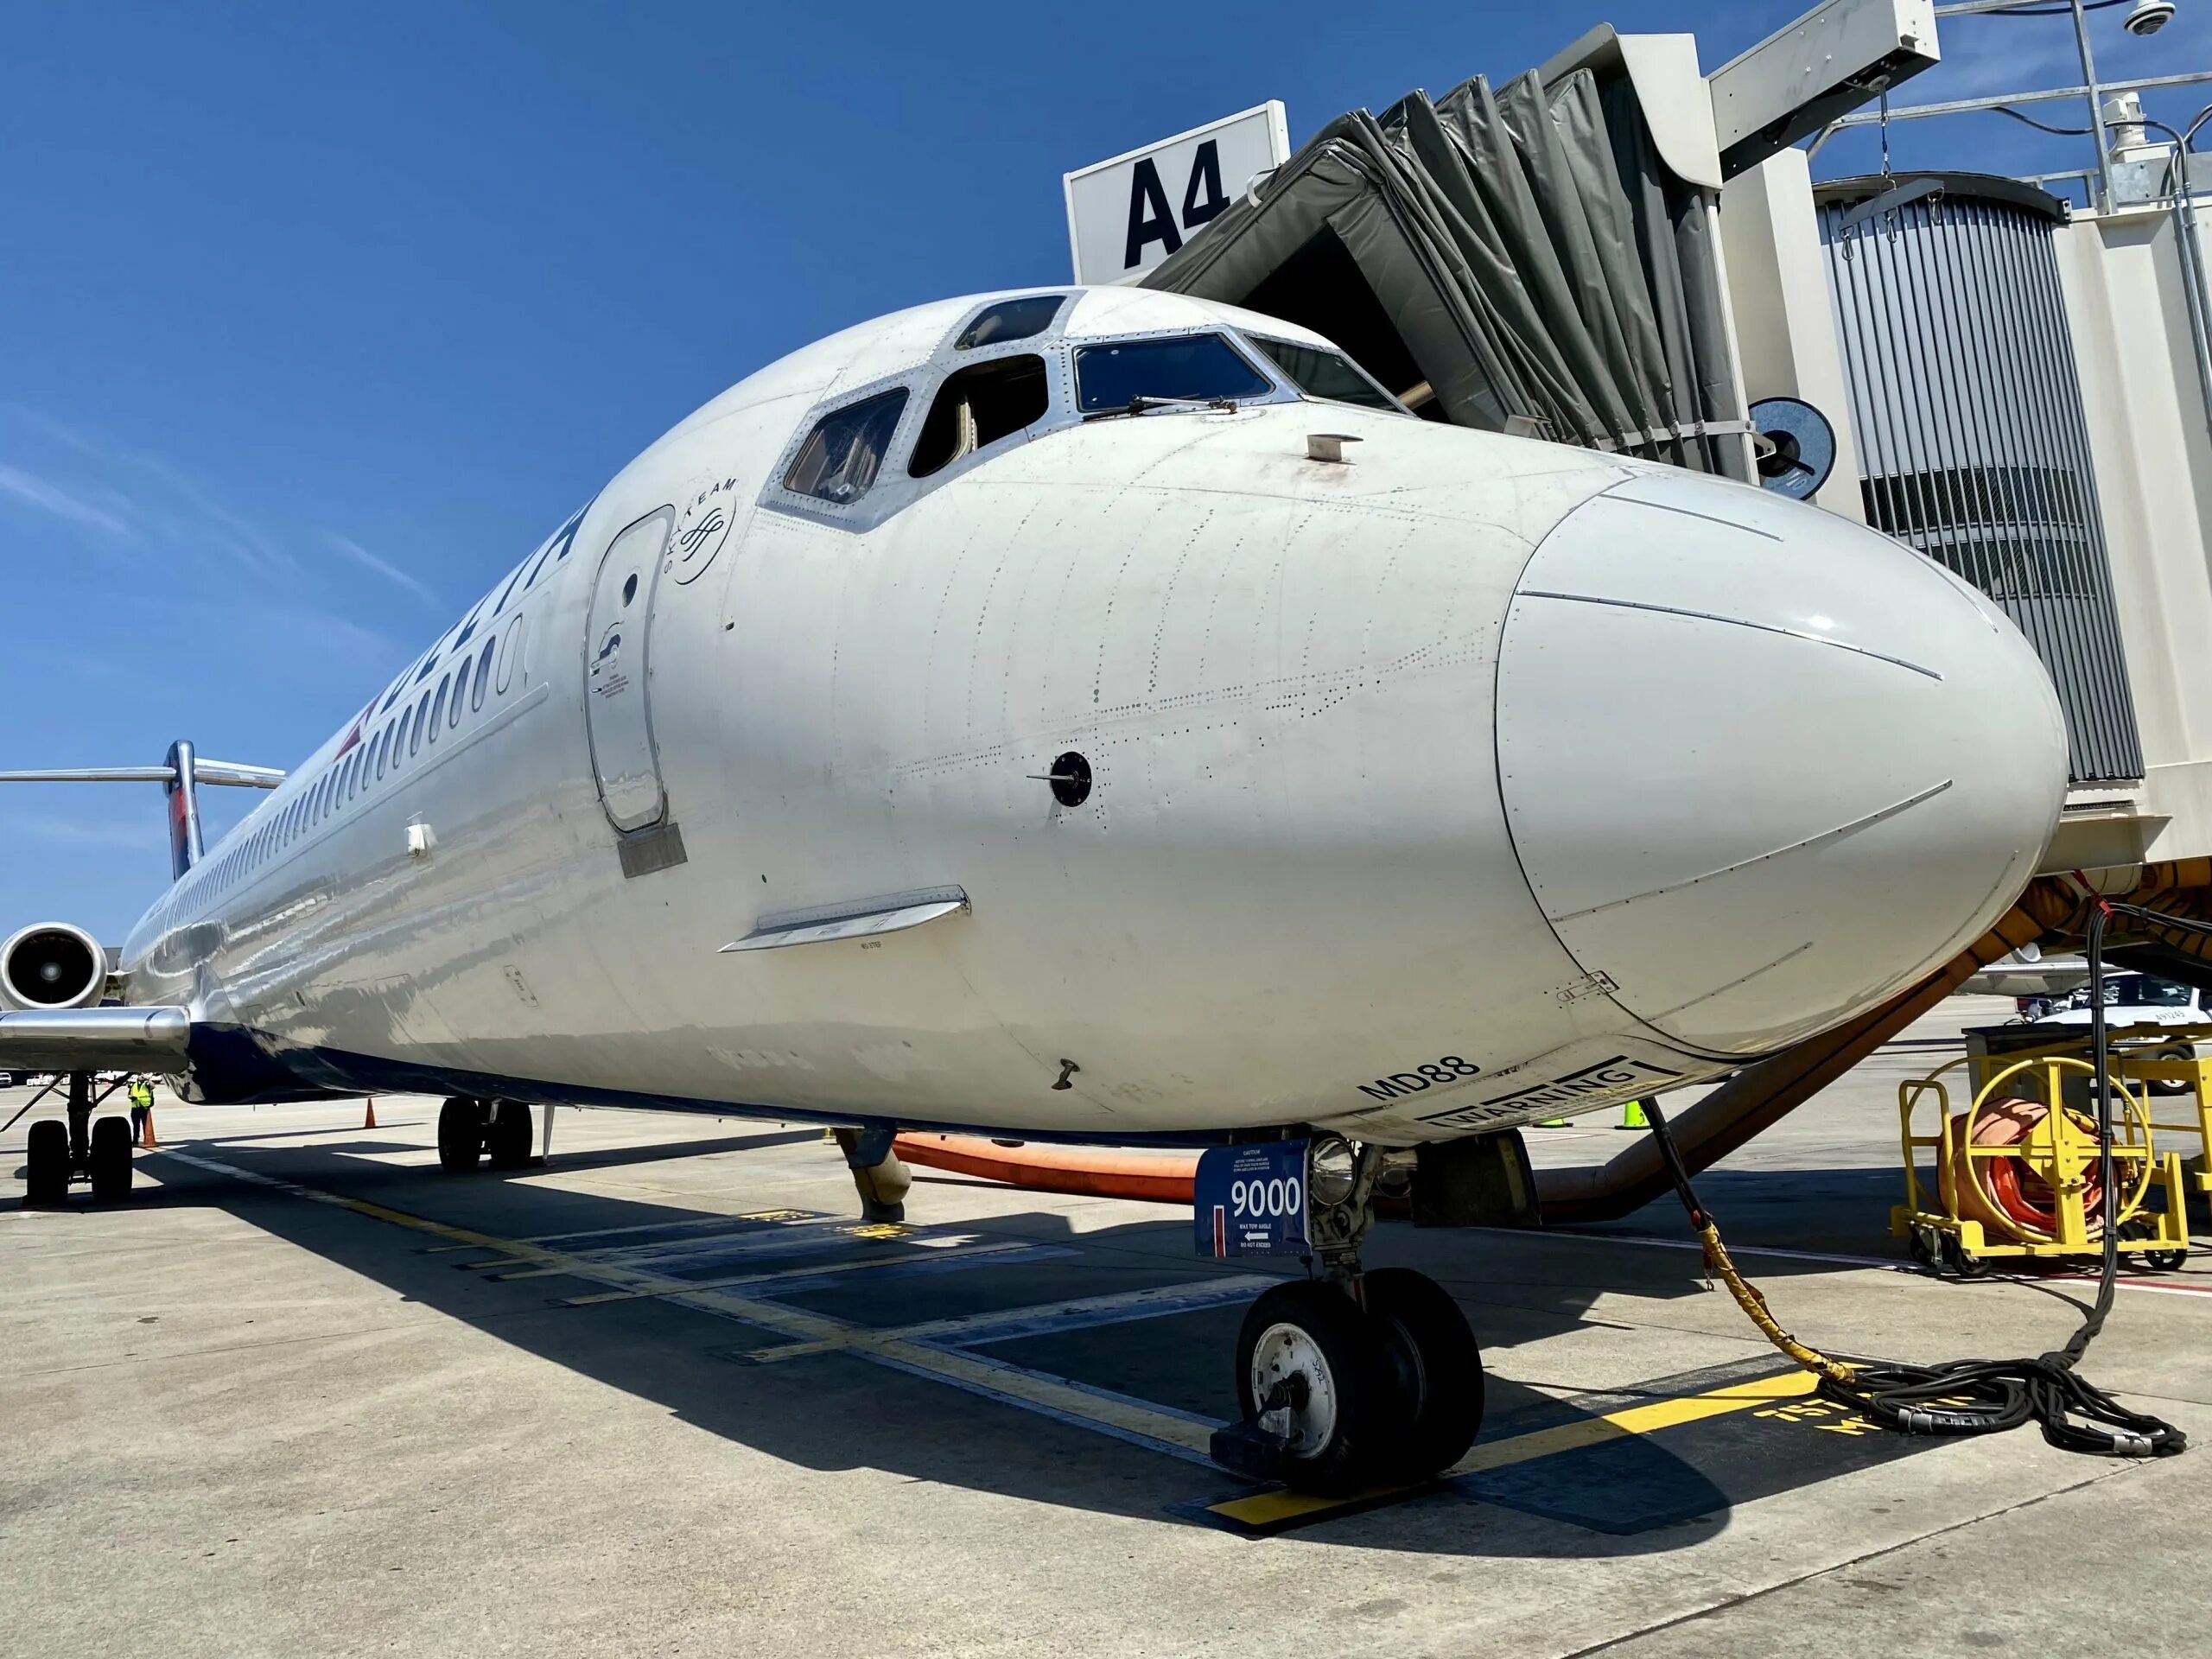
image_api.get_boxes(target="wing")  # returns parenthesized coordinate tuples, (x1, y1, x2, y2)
(0, 1007, 192, 1071)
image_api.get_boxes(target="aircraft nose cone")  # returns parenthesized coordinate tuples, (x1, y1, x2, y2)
(1497, 469, 2067, 1057)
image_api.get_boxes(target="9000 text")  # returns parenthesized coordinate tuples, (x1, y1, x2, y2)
(1231, 1176, 1302, 1219)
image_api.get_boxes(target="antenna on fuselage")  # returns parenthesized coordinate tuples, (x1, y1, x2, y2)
(0, 740, 286, 880)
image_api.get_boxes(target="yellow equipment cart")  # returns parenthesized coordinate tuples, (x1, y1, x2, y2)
(1893, 1031, 2196, 1277)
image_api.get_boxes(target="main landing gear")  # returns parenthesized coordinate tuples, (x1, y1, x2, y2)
(436, 1096, 539, 1173)
(1218, 1143, 1484, 1495)
(22, 1072, 134, 1205)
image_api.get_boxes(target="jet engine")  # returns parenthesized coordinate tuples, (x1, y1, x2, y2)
(0, 922, 110, 1011)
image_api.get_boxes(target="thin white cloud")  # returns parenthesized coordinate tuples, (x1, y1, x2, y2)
(125, 449, 296, 577)
(0, 461, 132, 537)
(324, 531, 442, 609)
(0, 811, 157, 853)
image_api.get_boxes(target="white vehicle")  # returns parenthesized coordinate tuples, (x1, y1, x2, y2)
(0, 286, 2069, 1491)
(2023, 972, 2208, 1090)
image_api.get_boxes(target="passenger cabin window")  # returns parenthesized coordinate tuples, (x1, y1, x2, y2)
(1248, 336, 1402, 411)
(955, 295, 1065, 350)
(1073, 334, 1271, 415)
(448, 664, 466, 728)
(471, 647, 492, 710)
(429, 675, 450, 741)
(785, 387, 908, 505)
(410, 690, 432, 755)
(910, 355, 1049, 478)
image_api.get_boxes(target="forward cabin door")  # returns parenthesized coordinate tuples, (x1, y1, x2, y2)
(583, 507, 673, 832)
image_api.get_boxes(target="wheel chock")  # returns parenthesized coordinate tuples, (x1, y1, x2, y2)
(1210, 1419, 1292, 1482)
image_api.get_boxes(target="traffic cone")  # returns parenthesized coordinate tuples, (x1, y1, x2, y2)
(138, 1105, 158, 1149)
(364, 1096, 378, 1130)
(1535, 1116, 1570, 1128)
(1619, 1098, 1649, 1130)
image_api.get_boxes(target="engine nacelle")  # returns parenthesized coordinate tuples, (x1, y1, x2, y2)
(0, 922, 110, 1012)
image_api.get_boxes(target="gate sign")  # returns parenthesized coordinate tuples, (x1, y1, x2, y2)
(1193, 1139, 1309, 1260)
(1064, 102, 1291, 286)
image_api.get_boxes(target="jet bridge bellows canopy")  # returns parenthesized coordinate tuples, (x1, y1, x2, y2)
(1142, 54, 1751, 480)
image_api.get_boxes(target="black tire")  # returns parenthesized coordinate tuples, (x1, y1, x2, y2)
(1233, 1280, 1396, 1496)
(1907, 1225, 1942, 1274)
(485, 1101, 533, 1170)
(89, 1115, 133, 1203)
(25, 1118, 68, 1205)
(1940, 1233, 1992, 1279)
(437, 1096, 485, 1173)
(1363, 1268, 1484, 1478)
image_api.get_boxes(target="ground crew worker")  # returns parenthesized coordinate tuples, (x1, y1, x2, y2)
(127, 1077, 154, 1142)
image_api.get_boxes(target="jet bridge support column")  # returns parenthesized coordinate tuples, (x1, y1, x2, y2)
(835, 1126, 912, 1224)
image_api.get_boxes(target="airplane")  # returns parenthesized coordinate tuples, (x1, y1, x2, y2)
(0, 283, 2068, 1493)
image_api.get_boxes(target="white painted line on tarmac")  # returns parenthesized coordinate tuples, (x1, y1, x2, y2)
(150, 1145, 1227, 1466)
(746, 1274, 1278, 1363)
(1512, 1227, 2209, 1297)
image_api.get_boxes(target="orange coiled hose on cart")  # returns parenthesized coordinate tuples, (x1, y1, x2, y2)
(1942, 1096, 2107, 1242)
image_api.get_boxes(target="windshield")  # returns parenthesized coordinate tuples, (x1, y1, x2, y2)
(2104, 974, 2193, 1007)
(1074, 334, 1272, 415)
(1249, 336, 1402, 411)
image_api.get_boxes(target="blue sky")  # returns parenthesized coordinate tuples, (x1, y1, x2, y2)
(6, 0, 2210, 939)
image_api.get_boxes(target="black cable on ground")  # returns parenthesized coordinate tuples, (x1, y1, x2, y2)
(1641, 899, 2189, 1458)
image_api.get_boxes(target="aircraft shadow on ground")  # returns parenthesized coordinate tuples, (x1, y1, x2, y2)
(16, 1136, 1922, 1558)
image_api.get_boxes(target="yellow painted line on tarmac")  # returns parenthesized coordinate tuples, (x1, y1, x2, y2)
(1205, 1370, 1818, 1530)
(155, 1147, 1221, 1460)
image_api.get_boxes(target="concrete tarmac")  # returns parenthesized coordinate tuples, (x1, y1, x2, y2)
(2, 995, 2206, 1658)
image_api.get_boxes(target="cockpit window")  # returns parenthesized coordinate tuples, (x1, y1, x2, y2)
(1073, 334, 1272, 415)
(911, 354, 1049, 477)
(955, 295, 1065, 351)
(1248, 336, 1402, 411)
(785, 387, 910, 505)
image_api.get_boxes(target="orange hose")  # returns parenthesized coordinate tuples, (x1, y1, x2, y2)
(892, 1133, 1197, 1203)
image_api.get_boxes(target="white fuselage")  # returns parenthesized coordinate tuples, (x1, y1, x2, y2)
(117, 287, 2069, 1144)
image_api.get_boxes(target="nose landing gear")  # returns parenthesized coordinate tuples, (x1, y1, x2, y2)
(1216, 1142, 1484, 1495)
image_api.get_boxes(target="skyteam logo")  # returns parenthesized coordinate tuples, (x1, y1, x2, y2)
(671, 474, 740, 586)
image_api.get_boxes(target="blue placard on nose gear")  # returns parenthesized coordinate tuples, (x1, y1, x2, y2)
(1193, 1139, 1309, 1258)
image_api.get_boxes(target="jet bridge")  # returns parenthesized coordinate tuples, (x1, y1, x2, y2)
(1133, 2, 1941, 493)
(1141, 28, 1758, 480)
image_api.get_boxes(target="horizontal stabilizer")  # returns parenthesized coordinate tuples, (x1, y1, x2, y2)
(721, 886, 969, 952)
(0, 1007, 192, 1071)
(0, 760, 283, 788)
